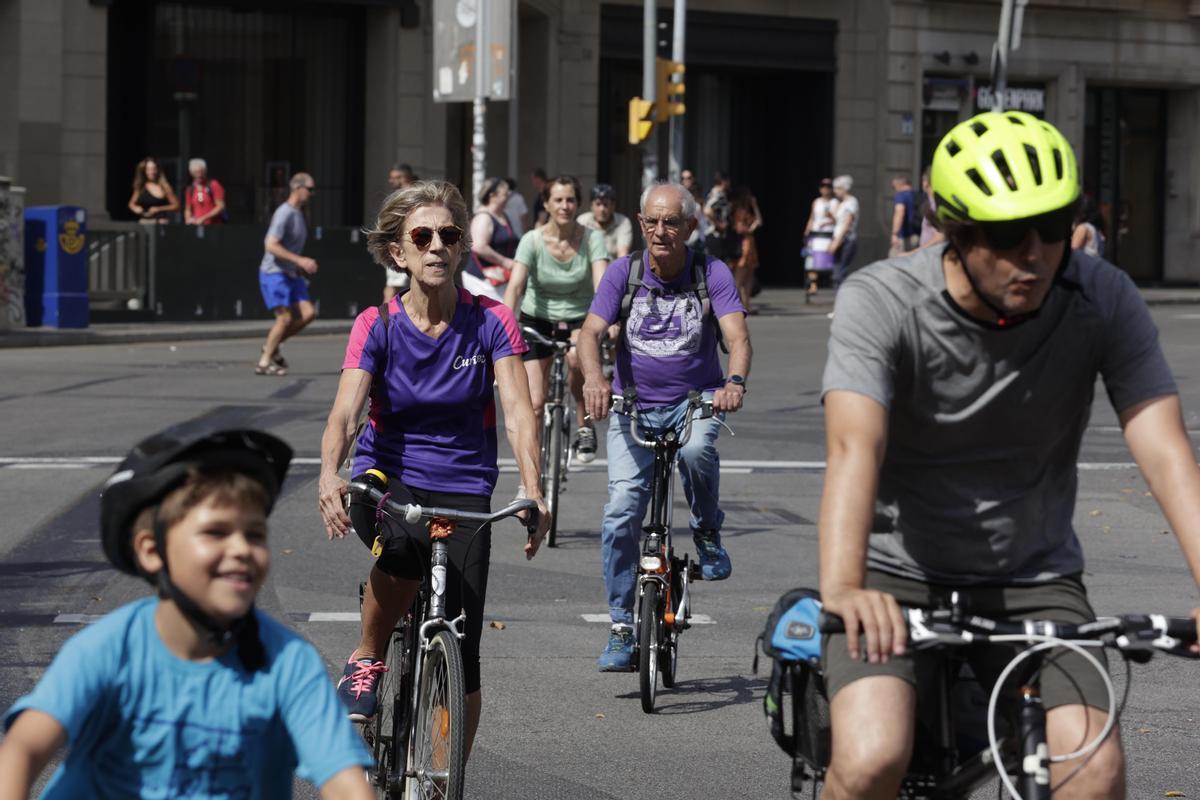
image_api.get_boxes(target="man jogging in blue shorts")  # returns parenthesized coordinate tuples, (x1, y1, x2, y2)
(257, 172, 319, 376)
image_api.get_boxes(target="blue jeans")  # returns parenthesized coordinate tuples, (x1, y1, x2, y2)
(601, 395, 725, 625)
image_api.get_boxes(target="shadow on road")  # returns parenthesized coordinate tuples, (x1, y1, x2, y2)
(616, 673, 765, 715)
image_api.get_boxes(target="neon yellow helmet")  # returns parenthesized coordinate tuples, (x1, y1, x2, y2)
(931, 110, 1079, 223)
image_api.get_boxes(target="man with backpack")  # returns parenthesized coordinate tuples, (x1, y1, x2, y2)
(578, 181, 753, 672)
(184, 158, 226, 225)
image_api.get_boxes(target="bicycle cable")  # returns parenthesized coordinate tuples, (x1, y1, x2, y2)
(984, 635, 1116, 800)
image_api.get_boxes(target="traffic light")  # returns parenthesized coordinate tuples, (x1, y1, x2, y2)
(654, 57, 685, 121)
(628, 97, 654, 145)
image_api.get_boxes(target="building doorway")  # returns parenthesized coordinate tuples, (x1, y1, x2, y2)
(1084, 87, 1166, 280)
(598, 6, 836, 286)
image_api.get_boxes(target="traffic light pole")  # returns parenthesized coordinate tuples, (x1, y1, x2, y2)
(667, 0, 686, 183)
(641, 0, 658, 189)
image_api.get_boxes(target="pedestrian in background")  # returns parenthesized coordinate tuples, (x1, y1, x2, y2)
(183, 158, 226, 225)
(256, 173, 318, 377)
(889, 174, 918, 256)
(703, 171, 736, 264)
(577, 183, 633, 261)
(387, 163, 416, 191)
(467, 177, 519, 300)
(1071, 196, 1106, 258)
(730, 187, 762, 315)
(127, 157, 179, 224)
(530, 168, 549, 228)
(917, 166, 944, 249)
(504, 177, 529, 237)
(681, 168, 706, 251)
(829, 174, 859, 298)
(803, 177, 837, 299)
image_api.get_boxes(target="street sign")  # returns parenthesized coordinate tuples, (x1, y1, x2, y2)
(432, 0, 512, 102)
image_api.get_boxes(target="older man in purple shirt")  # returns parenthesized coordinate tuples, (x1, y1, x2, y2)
(578, 181, 753, 671)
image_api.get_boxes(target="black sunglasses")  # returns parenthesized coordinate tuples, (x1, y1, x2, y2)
(976, 204, 1075, 250)
(407, 225, 463, 250)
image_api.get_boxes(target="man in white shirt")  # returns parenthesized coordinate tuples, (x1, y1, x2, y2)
(576, 184, 633, 261)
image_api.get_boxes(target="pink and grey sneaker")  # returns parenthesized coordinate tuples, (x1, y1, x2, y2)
(336, 654, 389, 722)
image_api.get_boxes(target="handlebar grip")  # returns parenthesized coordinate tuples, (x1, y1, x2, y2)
(818, 611, 845, 634)
(1163, 615, 1199, 643)
(524, 506, 541, 536)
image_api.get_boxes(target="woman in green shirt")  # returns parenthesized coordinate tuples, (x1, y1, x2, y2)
(505, 175, 609, 462)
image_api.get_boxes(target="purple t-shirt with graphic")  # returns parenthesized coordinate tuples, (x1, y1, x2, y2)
(589, 251, 744, 406)
(342, 289, 528, 496)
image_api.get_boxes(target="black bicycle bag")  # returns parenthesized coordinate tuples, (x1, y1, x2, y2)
(753, 587, 831, 795)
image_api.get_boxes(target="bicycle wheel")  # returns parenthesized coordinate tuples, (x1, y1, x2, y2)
(660, 567, 682, 689)
(543, 404, 564, 548)
(639, 583, 661, 713)
(406, 630, 467, 800)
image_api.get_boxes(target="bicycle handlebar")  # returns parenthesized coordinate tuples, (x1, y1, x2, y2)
(818, 608, 1199, 658)
(609, 389, 714, 450)
(520, 325, 572, 351)
(348, 480, 541, 537)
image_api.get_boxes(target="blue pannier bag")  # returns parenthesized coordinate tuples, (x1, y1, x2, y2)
(753, 587, 831, 796)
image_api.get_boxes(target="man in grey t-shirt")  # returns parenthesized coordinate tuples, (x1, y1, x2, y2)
(256, 173, 318, 376)
(817, 112, 1200, 799)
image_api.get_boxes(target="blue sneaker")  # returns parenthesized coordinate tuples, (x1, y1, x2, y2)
(693, 529, 732, 581)
(336, 653, 389, 722)
(597, 625, 636, 672)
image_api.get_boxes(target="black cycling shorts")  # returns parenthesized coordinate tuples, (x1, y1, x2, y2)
(519, 313, 585, 361)
(349, 479, 492, 694)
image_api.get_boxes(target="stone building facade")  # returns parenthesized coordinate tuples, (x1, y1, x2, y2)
(1, 0, 1197, 284)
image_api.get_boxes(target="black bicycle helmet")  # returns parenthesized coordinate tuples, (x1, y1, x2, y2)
(100, 422, 291, 670)
(101, 423, 292, 576)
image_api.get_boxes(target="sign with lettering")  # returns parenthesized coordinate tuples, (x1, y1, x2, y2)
(975, 83, 1045, 116)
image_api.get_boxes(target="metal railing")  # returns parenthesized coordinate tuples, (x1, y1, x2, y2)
(88, 223, 155, 311)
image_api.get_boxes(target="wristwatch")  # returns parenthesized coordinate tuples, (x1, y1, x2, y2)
(727, 374, 747, 393)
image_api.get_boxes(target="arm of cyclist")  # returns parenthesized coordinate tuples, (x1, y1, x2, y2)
(503, 259, 529, 316)
(711, 306, 752, 414)
(578, 312, 612, 420)
(0, 709, 65, 798)
(319, 767, 373, 799)
(1120, 392, 1200, 652)
(318, 368, 373, 540)
(818, 390, 907, 664)
(494, 354, 550, 558)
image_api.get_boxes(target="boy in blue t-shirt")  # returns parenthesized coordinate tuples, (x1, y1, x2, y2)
(0, 423, 372, 799)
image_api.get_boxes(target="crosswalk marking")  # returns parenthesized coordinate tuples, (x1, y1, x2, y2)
(580, 613, 714, 625)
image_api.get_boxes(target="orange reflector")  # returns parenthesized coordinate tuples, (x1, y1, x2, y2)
(429, 517, 454, 539)
(664, 612, 675, 625)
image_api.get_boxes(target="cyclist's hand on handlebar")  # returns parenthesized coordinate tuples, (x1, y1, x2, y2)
(523, 497, 551, 560)
(318, 473, 352, 541)
(822, 587, 907, 664)
(712, 383, 745, 413)
(583, 376, 612, 421)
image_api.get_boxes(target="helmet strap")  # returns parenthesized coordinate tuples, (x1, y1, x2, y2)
(949, 241, 1048, 329)
(152, 515, 265, 671)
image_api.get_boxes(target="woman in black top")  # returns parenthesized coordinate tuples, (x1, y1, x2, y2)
(127, 157, 179, 224)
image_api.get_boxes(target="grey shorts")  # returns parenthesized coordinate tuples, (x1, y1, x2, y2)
(822, 570, 1110, 713)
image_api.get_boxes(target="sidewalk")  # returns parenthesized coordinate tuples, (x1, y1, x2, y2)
(2, 286, 1199, 349)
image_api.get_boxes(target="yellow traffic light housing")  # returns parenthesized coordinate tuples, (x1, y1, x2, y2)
(628, 97, 654, 145)
(654, 57, 685, 122)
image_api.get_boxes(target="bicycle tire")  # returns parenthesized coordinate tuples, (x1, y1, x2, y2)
(406, 629, 467, 800)
(639, 584, 661, 713)
(660, 567, 682, 688)
(370, 629, 397, 796)
(544, 405, 564, 548)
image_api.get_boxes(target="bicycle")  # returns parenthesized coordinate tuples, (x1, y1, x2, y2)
(347, 474, 539, 800)
(521, 322, 574, 548)
(609, 388, 721, 713)
(804, 599, 1199, 800)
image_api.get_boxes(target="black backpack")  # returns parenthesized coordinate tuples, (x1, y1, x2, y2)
(753, 587, 831, 797)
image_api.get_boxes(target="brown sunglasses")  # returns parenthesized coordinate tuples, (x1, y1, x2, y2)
(407, 225, 463, 250)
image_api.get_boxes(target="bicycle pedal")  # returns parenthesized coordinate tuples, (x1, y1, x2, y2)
(688, 563, 703, 581)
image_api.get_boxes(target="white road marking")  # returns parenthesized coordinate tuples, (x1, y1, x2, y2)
(53, 613, 106, 624)
(581, 613, 714, 625)
(306, 611, 361, 622)
(6, 463, 96, 470)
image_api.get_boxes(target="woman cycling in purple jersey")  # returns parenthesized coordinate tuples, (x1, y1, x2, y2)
(317, 181, 550, 756)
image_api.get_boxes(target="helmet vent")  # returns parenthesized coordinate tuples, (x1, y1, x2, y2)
(945, 139, 961, 158)
(1052, 148, 1064, 180)
(1024, 145, 1043, 185)
(970, 120, 988, 137)
(965, 168, 992, 197)
(1007, 115, 1025, 126)
(991, 150, 1017, 191)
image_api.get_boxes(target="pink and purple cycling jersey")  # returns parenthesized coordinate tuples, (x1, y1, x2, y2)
(342, 289, 528, 496)
(589, 251, 744, 407)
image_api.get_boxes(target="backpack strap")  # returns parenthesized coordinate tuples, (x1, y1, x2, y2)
(691, 251, 729, 354)
(618, 249, 645, 325)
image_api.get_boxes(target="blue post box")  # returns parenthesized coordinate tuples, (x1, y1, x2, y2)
(24, 205, 89, 328)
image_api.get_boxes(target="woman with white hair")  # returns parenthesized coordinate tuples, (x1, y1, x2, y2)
(829, 175, 859, 293)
